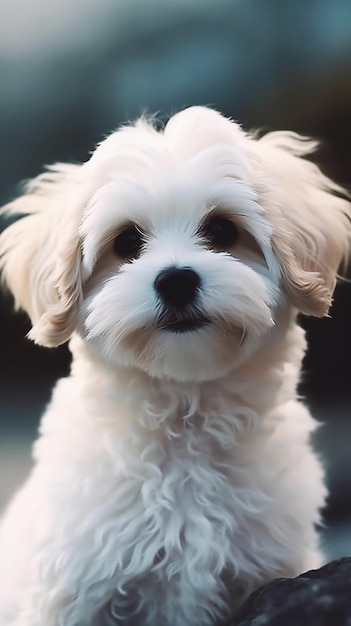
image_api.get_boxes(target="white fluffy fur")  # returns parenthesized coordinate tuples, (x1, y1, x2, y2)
(0, 106, 350, 626)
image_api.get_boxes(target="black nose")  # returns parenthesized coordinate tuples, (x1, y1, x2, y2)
(154, 267, 200, 308)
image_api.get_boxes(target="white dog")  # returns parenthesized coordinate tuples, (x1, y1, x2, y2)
(0, 106, 350, 626)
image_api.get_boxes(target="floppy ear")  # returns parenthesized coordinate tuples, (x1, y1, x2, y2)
(0, 164, 84, 347)
(254, 131, 351, 316)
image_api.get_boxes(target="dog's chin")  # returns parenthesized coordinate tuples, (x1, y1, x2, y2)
(89, 320, 265, 384)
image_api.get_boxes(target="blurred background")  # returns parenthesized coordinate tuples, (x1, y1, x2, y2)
(1, 0, 351, 561)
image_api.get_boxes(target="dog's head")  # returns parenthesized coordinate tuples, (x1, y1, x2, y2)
(1, 107, 350, 381)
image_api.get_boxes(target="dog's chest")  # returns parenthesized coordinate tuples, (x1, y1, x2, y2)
(38, 392, 299, 625)
(90, 420, 271, 623)
(107, 418, 264, 582)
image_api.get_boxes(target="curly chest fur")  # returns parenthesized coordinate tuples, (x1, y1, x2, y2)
(34, 382, 320, 626)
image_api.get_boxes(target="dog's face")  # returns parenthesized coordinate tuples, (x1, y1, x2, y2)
(78, 143, 279, 381)
(1, 107, 350, 382)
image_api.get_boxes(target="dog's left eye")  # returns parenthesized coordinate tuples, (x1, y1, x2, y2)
(203, 216, 239, 249)
(113, 226, 144, 260)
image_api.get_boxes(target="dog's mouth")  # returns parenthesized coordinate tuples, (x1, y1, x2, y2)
(158, 311, 210, 334)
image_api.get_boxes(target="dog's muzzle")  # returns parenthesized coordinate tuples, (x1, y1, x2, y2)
(154, 266, 210, 333)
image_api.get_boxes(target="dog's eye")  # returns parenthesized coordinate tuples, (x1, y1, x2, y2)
(113, 226, 144, 260)
(204, 216, 238, 248)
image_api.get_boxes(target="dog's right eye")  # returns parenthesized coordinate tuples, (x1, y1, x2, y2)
(113, 225, 144, 260)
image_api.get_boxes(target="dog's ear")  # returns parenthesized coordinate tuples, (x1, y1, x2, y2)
(254, 131, 351, 316)
(0, 164, 84, 347)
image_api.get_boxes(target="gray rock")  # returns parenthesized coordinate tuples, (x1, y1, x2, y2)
(233, 558, 351, 626)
